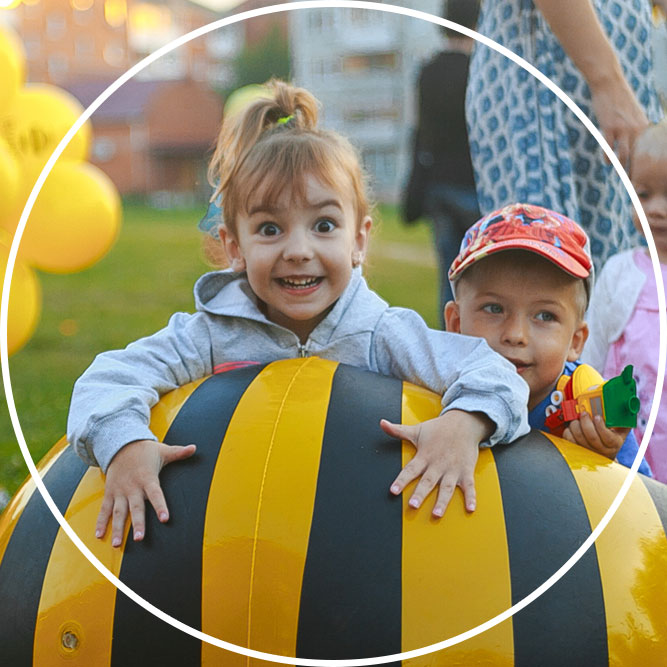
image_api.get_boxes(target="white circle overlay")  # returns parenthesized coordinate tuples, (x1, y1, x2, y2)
(1, 2, 665, 665)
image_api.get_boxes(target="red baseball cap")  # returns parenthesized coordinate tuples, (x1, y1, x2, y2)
(448, 203, 593, 296)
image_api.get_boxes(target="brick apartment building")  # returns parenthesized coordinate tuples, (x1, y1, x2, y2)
(1, 0, 285, 204)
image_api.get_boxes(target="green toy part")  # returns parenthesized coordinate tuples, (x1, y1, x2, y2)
(602, 364, 640, 428)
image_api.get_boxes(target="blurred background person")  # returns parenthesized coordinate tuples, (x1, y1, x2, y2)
(402, 0, 481, 326)
(467, 0, 663, 272)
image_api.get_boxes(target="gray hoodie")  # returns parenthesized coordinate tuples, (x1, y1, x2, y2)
(67, 268, 530, 471)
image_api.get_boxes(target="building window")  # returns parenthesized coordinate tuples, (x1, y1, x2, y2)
(370, 52, 398, 70)
(47, 54, 69, 81)
(71, 0, 94, 11)
(191, 59, 207, 82)
(46, 13, 67, 41)
(349, 8, 370, 24)
(342, 52, 398, 74)
(74, 35, 94, 59)
(208, 62, 234, 88)
(103, 41, 126, 67)
(307, 10, 322, 31)
(23, 35, 41, 61)
(23, 0, 41, 19)
(344, 106, 400, 124)
(342, 54, 368, 73)
(364, 148, 397, 182)
(92, 137, 117, 163)
(72, 2, 94, 26)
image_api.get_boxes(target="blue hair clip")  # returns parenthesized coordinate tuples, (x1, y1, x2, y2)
(198, 193, 223, 239)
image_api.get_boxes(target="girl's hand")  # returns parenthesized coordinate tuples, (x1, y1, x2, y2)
(96, 439, 197, 548)
(380, 410, 494, 517)
(562, 412, 628, 460)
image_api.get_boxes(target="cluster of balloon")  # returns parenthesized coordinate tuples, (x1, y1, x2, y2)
(0, 25, 121, 355)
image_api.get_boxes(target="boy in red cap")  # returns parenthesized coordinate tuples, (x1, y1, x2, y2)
(445, 203, 651, 473)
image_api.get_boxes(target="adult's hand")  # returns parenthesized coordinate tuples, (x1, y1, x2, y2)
(534, 0, 649, 166)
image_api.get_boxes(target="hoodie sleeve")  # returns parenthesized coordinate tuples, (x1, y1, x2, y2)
(371, 308, 530, 446)
(67, 311, 215, 472)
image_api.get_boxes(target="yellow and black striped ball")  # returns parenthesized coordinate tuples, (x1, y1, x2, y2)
(1, 357, 666, 665)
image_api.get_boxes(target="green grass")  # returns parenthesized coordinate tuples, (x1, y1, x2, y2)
(0, 203, 438, 499)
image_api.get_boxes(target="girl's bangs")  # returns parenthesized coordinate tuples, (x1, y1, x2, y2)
(236, 135, 356, 217)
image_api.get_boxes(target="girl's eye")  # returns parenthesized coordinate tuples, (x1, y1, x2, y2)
(536, 311, 556, 322)
(314, 218, 336, 233)
(482, 303, 503, 314)
(258, 222, 281, 237)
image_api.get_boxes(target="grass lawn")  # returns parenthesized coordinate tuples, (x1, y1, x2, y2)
(0, 203, 438, 500)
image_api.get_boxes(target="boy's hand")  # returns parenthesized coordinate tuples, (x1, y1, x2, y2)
(380, 410, 493, 517)
(562, 412, 628, 461)
(96, 439, 196, 548)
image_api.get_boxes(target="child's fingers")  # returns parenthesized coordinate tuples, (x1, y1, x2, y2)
(562, 425, 576, 444)
(578, 413, 604, 450)
(127, 492, 146, 542)
(596, 423, 627, 451)
(432, 474, 457, 517)
(407, 468, 442, 510)
(564, 416, 587, 447)
(380, 419, 419, 445)
(111, 497, 129, 548)
(390, 456, 426, 496)
(95, 494, 114, 539)
(160, 442, 197, 466)
(145, 480, 170, 524)
(459, 474, 477, 513)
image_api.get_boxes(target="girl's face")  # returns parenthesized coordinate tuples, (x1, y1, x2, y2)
(221, 174, 372, 343)
(632, 153, 667, 263)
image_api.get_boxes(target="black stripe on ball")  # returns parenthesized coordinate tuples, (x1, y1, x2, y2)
(492, 430, 608, 667)
(111, 364, 265, 667)
(297, 364, 403, 662)
(0, 446, 88, 665)
(639, 474, 667, 538)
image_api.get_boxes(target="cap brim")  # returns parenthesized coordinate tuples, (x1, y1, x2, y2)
(451, 239, 591, 282)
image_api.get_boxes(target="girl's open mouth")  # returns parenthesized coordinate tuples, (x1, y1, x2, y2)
(278, 276, 323, 290)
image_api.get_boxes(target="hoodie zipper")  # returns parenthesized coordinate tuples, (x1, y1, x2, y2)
(297, 342, 309, 358)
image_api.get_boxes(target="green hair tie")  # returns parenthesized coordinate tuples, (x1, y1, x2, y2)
(277, 114, 294, 125)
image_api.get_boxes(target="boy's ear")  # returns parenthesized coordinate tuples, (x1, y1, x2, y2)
(219, 224, 246, 272)
(444, 300, 461, 333)
(567, 321, 589, 362)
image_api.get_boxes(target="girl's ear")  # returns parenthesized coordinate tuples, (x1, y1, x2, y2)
(353, 216, 373, 265)
(567, 321, 589, 362)
(219, 224, 246, 272)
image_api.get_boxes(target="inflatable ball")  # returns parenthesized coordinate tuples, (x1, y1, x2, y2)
(1, 358, 666, 665)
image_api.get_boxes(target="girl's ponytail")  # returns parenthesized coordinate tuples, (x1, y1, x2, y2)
(206, 78, 370, 239)
(208, 79, 320, 203)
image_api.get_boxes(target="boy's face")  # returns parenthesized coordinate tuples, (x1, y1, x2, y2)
(221, 174, 372, 342)
(631, 153, 667, 263)
(445, 253, 588, 410)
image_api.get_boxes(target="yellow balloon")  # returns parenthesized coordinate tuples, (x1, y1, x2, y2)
(0, 25, 25, 109)
(0, 137, 20, 229)
(0, 84, 92, 172)
(0, 239, 41, 356)
(19, 162, 121, 274)
(223, 83, 272, 118)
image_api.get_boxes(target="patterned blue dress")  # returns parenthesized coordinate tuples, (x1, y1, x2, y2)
(466, 0, 663, 271)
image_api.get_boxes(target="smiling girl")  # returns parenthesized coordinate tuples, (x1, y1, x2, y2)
(67, 80, 529, 547)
